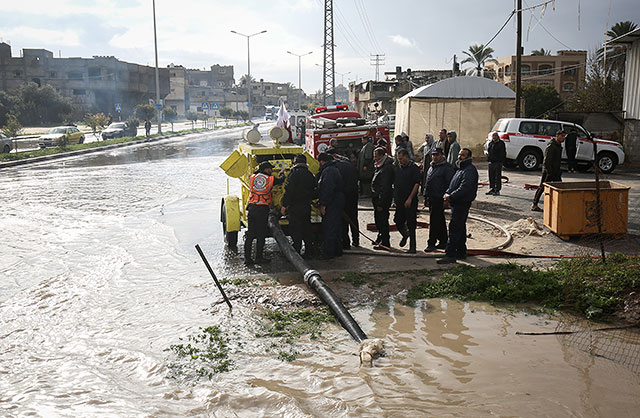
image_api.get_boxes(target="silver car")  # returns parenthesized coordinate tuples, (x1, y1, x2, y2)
(0, 132, 12, 153)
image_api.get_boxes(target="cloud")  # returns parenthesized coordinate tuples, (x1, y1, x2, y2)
(2, 27, 80, 46)
(389, 35, 416, 48)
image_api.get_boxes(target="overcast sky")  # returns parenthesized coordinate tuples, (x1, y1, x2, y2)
(1, 0, 638, 94)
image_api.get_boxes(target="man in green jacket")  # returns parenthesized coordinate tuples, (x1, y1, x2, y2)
(531, 130, 566, 212)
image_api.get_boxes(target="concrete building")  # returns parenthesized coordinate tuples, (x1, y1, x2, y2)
(185, 65, 234, 113)
(607, 28, 640, 162)
(0, 42, 170, 119)
(335, 84, 348, 104)
(484, 50, 587, 100)
(395, 76, 516, 156)
(165, 64, 188, 116)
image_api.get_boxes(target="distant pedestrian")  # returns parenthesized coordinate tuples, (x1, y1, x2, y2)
(438, 148, 478, 264)
(435, 129, 449, 159)
(107, 114, 112, 125)
(375, 130, 388, 150)
(244, 161, 285, 265)
(334, 155, 360, 248)
(486, 132, 506, 196)
(424, 147, 455, 252)
(446, 131, 461, 167)
(371, 147, 395, 249)
(393, 135, 407, 165)
(401, 132, 414, 161)
(531, 130, 566, 212)
(418, 133, 436, 190)
(565, 130, 578, 173)
(317, 152, 345, 259)
(357, 136, 374, 197)
(327, 138, 349, 161)
(393, 148, 421, 253)
(281, 154, 317, 256)
(144, 120, 152, 137)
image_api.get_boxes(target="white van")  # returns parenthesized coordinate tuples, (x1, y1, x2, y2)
(485, 118, 625, 174)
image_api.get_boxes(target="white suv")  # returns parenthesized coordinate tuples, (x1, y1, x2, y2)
(485, 118, 625, 174)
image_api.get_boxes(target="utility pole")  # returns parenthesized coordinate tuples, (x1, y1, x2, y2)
(152, 0, 162, 134)
(231, 30, 267, 119)
(322, 0, 335, 105)
(370, 54, 385, 81)
(287, 51, 313, 109)
(515, 0, 522, 117)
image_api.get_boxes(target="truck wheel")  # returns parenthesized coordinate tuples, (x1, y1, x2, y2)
(597, 152, 617, 174)
(221, 201, 238, 250)
(2, 145, 9, 153)
(517, 148, 542, 171)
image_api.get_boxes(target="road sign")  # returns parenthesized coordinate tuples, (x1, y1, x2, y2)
(211, 102, 219, 110)
(114, 103, 121, 112)
(155, 103, 162, 110)
(201, 102, 209, 110)
(247, 103, 251, 107)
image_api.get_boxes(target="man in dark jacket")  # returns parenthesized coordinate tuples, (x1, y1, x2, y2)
(438, 148, 478, 264)
(281, 154, 317, 256)
(531, 130, 566, 212)
(486, 132, 507, 196)
(394, 148, 422, 253)
(424, 147, 455, 252)
(371, 147, 395, 249)
(565, 130, 578, 173)
(317, 152, 345, 259)
(333, 155, 360, 248)
(357, 136, 374, 197)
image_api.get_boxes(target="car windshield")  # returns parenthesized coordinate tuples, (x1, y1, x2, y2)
(108, 123, 126, 129)
(492, 119, 508, 132)
(48, 127, 67, 134)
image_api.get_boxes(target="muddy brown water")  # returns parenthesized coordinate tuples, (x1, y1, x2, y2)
(1, 128, 639, 417)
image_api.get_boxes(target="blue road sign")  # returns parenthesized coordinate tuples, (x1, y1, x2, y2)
(247, 103, 251, 107)
(201, 102, 209, 110)
(114, 103, 121, 112)
(155, 103, 162, 110)
(211, 102, 219, 110)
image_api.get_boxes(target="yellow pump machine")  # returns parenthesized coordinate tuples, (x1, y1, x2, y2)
(219, 126, 320, 250)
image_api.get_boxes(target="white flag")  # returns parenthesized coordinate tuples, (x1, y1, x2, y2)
(276, 103, 290, 129)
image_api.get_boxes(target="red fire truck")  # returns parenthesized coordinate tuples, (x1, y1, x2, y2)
(304, 105, 391, 159)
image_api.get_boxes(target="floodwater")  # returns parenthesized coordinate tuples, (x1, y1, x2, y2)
(1, 127, 639, 417)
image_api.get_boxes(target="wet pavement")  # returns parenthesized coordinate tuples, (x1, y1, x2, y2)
(1, 128, 639, 417)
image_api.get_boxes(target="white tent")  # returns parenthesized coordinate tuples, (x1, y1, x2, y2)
(395, 76, 516, 156)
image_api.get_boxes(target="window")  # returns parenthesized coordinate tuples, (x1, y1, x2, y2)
(538, 64, 553, 75)
(504, 65, 510, 76)
(539, 81, 553, 87)
(171, 72, 177, 77)
(67, 71, 83, 80)
(498, 67, 503, 78)
(88, 67, 101, 78)
(73, 89, 85, 95)
(521, 64, 531, 75)
(538, 122, 561, 136)
(563, 82, 575, 92)
(14, 70, 22, 77)
(32, 78, 41, 87)
(218, 81, 225, 86)
(563, 66, 577, 77)
(49, 71, 56, 78)
(519, 121, 538, 135)
(218, 68, 226, 74)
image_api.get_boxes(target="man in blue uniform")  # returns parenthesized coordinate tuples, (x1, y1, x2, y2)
(317, 152, 345, 259)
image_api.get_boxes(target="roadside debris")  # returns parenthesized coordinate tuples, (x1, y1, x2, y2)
(505, 217, 549, 237)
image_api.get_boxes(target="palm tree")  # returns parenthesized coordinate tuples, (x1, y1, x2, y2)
(598, 20, 638, 79)
(238, 74, 256, 87)
(531, 48, 552, 56)
(461, 44, 498, 76)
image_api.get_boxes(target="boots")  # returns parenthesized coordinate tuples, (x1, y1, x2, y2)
(406, 230, 417, 254)
(398, 224, 409, 247)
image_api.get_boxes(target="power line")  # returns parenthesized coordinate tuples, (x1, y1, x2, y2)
(353, 0, 381, 53)
(483, 10, 516, 49)
(370, 53, 385, 81)
(523, 0, 573, 49)
(357, 0, 383, 52)
(333, 1, 371, 57)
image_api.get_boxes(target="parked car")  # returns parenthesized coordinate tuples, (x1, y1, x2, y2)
(101, 122, 137, 140)
(376, 114, 396, 127)
(38, 126, 85, 148)
(0, 132, 12, 153)
(484, 118, 625, 174)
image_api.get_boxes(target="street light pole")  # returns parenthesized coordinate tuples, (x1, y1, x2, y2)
(152, 0, 162, 134)
(231, 30, 267, 120)
(335, 71, 351, 86)
(287, 51, 313, 109)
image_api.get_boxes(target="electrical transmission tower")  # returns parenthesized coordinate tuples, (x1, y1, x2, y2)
(322, 0, 335, 105)
(370, 53, 385, 81)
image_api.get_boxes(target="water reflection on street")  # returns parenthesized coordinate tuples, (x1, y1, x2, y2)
(0, 126, 639, 417)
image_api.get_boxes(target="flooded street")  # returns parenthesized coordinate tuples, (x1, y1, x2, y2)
(1, 128, 639, 417)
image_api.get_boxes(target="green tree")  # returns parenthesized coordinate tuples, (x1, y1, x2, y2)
(2, 115, 23, 152)
(14, 82, 72, 125)
(83, 113, 109, 138)
(239, 110, 250, 122)
(220, 107, 233, 126)
(521, 84, 563, 118)
(239, 74, 256, 87)
(461, 44, 498, 76)
(566, 52, 624, 112)
(186, 111, 198, 129)
(531, 48, 552, 56)
(232, 110, 242, 122)
(597, 20, 638, 80)
(134, 104, 156, 122)
(0, 91, 20, 126)
(163, 108, 178, 131)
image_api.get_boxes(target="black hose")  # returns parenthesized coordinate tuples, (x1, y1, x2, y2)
(268, 213, 368, 343)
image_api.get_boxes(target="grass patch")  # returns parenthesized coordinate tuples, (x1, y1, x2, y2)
(166, 325, 233, 380)
(335, 271, 371, 287)
(406, 254, 640, 321)
(256, 307, 335, 361)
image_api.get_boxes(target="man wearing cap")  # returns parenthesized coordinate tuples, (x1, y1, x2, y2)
(244, 161, 285, 265)
(394, 148, 421, 253)
(317, 152, 345, 259)
(281, 154, 317, 256)
(423, 147, 455, 252)
(371, 147, 395, 249)
(357, 136, 374, 197)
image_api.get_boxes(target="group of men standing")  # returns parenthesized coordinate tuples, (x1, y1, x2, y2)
(243, 128, 480, 265)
